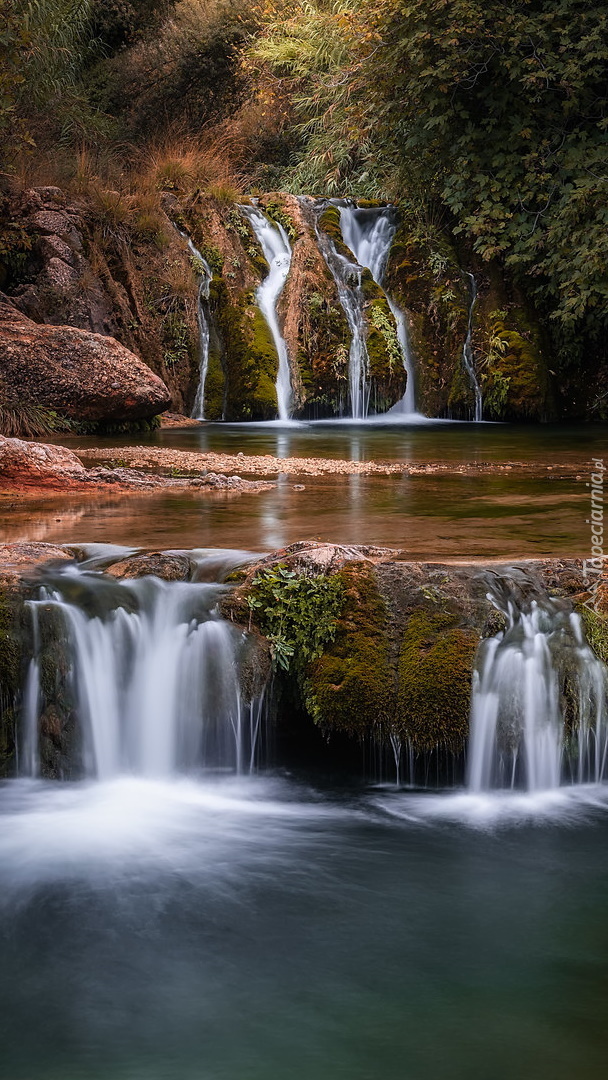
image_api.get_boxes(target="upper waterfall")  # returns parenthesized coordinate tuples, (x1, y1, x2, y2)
(240, 206, 293, 421)
(338, 203, 419, 417)
(188, 238, 213, 420)
(314, 203, 371, 419)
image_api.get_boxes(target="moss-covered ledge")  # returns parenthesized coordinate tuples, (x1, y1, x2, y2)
(225, 544, 607, 758)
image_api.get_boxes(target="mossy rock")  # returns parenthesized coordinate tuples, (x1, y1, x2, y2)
(480, 308, 551, 422)
(396, 610, 479, 753)
(211, 280, 279, 420)
(202, 332, 226, 420)
(303, 564, 394, 738)
(318, 206, 352, 259)
(360, 268, 384, 302)
(0, 586, 23, 774)
(578, 607, 608, 666)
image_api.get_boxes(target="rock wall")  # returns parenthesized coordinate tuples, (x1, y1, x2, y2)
(0, 186, 576, 424)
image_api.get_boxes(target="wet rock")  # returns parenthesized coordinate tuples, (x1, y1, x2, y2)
(0, 300, 171, 423)
(106, 552, 192, 581)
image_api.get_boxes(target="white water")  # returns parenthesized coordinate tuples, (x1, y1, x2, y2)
(462, 273, 483, 422)
(187, 239, 213, 420)
(338, 204, 420, 418)
(314, 206, 371, 419)
(468, 596, 608, 793)
(24, 563, 263, 780)
(240, 206, 293, 420)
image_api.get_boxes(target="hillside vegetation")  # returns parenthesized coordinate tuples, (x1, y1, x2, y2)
(1, 0, 607, 416)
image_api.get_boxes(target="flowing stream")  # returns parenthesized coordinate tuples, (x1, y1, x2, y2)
(338, 203, 419, 416)
(240, 206, 293, 420)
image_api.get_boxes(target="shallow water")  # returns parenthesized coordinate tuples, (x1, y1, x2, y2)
(2, 774, 608, 1080)
(6, 420, 596, 556)
(1, 472, 585, 556)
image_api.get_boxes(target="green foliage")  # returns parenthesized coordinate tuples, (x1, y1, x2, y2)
(264, 200, 297, 241)
(0, 379, 71, 438)
(247, 564, 344, 671)
(368, 302, 400, 371)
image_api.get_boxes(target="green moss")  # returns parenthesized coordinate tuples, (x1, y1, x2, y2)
(303, 565, 394, 738)
(360, 268, 384, 302)
(0, 587, 22, 773)
(356, 199, 384, 209)
(385, 215, 471, 417)
(202, 339, 225, 420)
(318, 205, 352, 258)
(364, 299, 406, 410)
(396, 610, 479, 753)
(579, 607, 608, 665)
(211, 280, 279, 419)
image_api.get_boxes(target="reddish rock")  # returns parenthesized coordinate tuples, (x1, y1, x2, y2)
(0, 541, 74, 584)
(0, 434, 88, 489)
(0, 300, 171, 422)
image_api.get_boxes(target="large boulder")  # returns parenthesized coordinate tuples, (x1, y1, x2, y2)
(0, 299, 171, 423)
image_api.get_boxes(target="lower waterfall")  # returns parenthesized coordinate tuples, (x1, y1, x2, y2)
(21, 563, 264, 780)
(468, 591, 607, 793)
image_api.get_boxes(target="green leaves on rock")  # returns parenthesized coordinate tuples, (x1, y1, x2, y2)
(247, 565, 344, 672)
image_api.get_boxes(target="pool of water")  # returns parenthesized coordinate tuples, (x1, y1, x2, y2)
(1, 472, 586, 557)
(54, 419, 608, 467)
(1, 774, 608, 1080)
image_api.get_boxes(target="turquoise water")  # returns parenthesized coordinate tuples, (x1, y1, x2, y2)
(1, 776, 608, 1080)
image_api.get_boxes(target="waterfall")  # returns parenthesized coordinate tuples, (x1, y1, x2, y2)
(21, 603, 41, 778)
(188, 239, 213, 420)
(467, 593, 608, 793)
(23, 563, 264, 780)
(338, 203, 419, 417)
(240, 206, 293, 421)
(314, 203, 371, 419)
(462, 273, 483, 422)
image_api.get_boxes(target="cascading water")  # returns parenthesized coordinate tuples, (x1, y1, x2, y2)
(462, 273, 483, 422)
(338, 203, 419, 417)
(240, 206, 293, 420)
(314, 202, 371, 419)
(467, 591, 608, 793)
(188, 239, 213, 420)
(22, 561, 264, 779)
